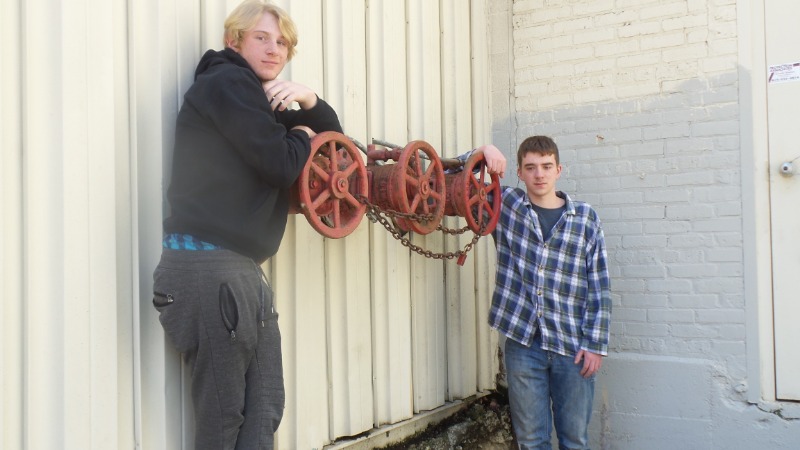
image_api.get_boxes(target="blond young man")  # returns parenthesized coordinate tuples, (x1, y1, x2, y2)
(152, 1, 342, 448)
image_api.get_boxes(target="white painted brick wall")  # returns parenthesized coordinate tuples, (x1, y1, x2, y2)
(505, 0, 744, 378)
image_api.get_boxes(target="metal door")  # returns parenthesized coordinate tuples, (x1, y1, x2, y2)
(766, 0, 800, 400)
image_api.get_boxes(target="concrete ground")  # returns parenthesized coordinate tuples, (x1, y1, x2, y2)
(377, 391, 516, 450)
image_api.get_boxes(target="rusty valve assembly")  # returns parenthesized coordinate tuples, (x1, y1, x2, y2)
(288, 131, 369, 239)
(289, 132, 501, 265)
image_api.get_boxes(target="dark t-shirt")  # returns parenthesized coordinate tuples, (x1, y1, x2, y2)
(530, 203, 566, 242)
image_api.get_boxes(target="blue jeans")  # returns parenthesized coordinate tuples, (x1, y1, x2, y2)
(505, 335, 595, 450)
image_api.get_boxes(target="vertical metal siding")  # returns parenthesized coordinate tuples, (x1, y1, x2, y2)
(441, 0, 481, 401)
(319, 0, 375, 440)
(0, 0, 496, 449)
(131, 0, 193, 447)
(23, 3, 67, 448)
(271, 2, 331, 448)
(367, 0, 416, 428)
(470, 0, 501, 393)
(0, 0, 133, 448)
(407, 0, 448, 414)
(1, 0, 23, 448)
(113, 0, 137, 446)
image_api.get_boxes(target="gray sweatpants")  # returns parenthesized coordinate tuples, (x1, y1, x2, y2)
(153, 248, 284, 450)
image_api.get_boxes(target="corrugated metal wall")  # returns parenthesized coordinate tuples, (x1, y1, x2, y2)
(1, 0, 498, 449)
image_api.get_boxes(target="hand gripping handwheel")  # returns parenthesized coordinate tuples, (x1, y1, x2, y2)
(295, 131, 368, 238)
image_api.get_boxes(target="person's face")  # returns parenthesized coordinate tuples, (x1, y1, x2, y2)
(229, 12, 288, 82)
(517, 151, 562, 202)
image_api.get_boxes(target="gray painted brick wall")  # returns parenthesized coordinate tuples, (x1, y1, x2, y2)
(488, 0, 800, 447)
(503, 0, 743, 364)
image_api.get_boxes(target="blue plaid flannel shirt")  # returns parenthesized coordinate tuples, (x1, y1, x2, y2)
(453, 150, 611, 356)
(491, 188, 611, 356)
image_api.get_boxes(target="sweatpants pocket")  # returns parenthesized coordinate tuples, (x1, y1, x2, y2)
(219, 283, 239, 342)
(260, 314, 285, 435)
(152, 289, 199, 353)
(152, 291, 174, 308)
(213, 277, 258, 351)
(152, 266, 200, 353)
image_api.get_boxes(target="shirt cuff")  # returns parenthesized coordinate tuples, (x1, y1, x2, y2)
(444, 148, 477, 174)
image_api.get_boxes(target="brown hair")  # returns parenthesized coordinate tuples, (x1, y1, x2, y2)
(517, 135, 560, 166)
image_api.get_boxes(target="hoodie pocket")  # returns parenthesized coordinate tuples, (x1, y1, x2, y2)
(219, 283, 239, 342)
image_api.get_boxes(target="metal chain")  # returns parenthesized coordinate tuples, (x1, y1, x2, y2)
(438, 223, 471, 235)
(356, 194, 485, 261)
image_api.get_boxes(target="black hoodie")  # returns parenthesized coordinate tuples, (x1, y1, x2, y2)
(163, 48, 343, 263)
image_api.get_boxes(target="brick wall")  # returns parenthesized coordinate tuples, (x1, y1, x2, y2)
(487, 2, 800, 447)
(494, 0, 745, 378)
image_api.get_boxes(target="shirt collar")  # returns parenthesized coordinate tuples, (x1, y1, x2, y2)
(524, 191, 575, 214)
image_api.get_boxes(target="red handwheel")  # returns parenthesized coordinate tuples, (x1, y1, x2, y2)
(296, 132, 368, 238)
(459, 152, 501, 235)
(391, 140, 446, 235)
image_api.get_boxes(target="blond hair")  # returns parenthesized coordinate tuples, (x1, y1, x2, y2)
(223, 0, 298, 60)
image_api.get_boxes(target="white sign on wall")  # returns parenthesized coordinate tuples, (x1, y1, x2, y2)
(768, 62, 800, 84)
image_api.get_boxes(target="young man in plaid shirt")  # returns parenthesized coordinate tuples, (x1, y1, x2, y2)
(469, 135, 611, 449)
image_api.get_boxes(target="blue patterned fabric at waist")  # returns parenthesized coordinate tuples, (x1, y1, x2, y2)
(163, 233, 222, 250)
